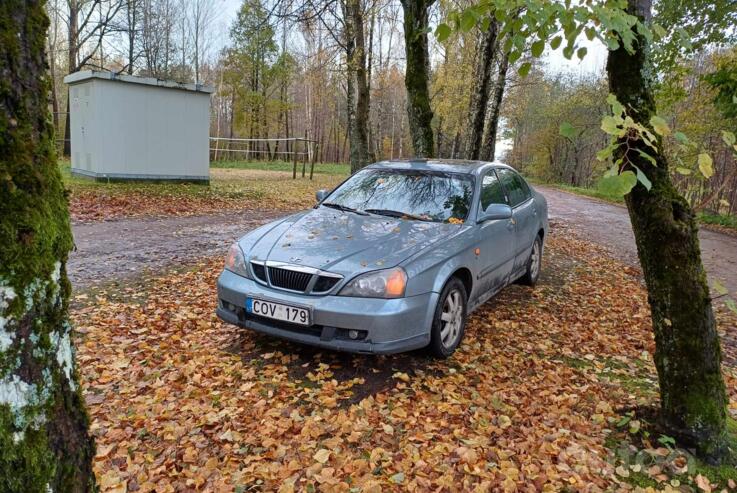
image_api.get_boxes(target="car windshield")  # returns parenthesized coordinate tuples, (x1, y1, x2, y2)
(324, 168, 474, 223)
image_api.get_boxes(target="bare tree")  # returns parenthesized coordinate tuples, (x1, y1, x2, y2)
(122, 0, 142, 73)
(140, 0, 178, 78)
(58, 0, 124, 155)
(186, 0, 217, 84)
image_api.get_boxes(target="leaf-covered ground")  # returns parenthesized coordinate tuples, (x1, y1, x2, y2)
(66, 167, 347, 222)
(72, 224, 737, 492)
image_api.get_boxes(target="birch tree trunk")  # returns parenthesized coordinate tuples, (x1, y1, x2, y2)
(479, 48, 509, 162)
(400, 0, 434, 157)
(0, 0, 96, 490)
(464, 20, 498, 160)
(608, 0, 729, 462)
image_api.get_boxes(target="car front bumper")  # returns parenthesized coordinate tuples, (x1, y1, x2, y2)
(216, 269, 438, 354)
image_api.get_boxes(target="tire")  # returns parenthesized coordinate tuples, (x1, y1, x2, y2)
(429, 277, 468, 358)
(519, 235, 543, 286)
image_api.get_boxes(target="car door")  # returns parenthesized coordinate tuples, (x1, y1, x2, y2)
(496, 168, 537, 273)
(473, 169, 516, 297)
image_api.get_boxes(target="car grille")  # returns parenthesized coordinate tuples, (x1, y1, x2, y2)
(268, 266, 312, 291)
(251, 262, 267, 282)
(313, 275, 340, 293)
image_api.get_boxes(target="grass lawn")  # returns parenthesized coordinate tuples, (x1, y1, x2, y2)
(699, 212, 737, 231)
(212, 159, 350, 176)
(527, 179, 625, 205)
(60, 160, 349, 222)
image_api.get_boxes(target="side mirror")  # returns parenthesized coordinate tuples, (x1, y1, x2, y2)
(477, 203, 512, 223)
(315, 189, 329, 202)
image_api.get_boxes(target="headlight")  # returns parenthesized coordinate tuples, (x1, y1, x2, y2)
(224, 243, 250, 278)
(339, 267, 407, 298)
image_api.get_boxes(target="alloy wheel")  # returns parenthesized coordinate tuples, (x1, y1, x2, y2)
(440, 288, 463, 348)
(530, 239, 541, 280)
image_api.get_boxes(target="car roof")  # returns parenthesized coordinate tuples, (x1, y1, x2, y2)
(367, 159, 515, 175)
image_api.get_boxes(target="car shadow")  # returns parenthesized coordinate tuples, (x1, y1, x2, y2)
(224, 331, 447, 408)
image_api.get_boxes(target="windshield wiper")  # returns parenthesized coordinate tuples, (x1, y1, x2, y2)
(365, 209, 432, 222)
(321, 202, 368, 215)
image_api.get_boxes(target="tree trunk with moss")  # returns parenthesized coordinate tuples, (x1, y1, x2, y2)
(0, 1, 97, 491)
(400, 0, 434, 157)
(464, 20, 498, 160)
(608, 0, 729, 461)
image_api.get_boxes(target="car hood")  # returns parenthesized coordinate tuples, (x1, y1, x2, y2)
(241, 207, 463, 276)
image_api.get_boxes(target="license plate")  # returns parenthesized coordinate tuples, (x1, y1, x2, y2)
(246, 297, 311, 326)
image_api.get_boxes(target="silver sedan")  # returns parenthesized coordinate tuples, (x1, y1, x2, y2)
(217, 159, 548, 358)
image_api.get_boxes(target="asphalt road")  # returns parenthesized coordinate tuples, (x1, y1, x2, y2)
(537, 186, 737, 296)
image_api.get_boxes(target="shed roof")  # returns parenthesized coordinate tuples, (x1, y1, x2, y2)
(64, 70, 214, 94)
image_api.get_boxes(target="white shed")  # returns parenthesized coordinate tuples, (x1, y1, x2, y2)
(64, 70, 213, 183)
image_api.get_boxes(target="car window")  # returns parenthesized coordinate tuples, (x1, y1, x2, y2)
(326, 168, 475, 222)
(479, 170, 508, 210)
(497, 168, 531, 207)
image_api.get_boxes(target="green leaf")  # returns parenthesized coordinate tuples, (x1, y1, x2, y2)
(652, 23, 666, 39)
(635, 167, 652, 191)
(676, 27, 693, 50)
(601, 116, 622, 135)
(508, 49, 522, 65)
(698, 153, 714, 178)
(562, 45, 574, 59)
(713, 280, 729, 296)
(559, 122, 576, 139)
(596, 144, 616, 161)
(550, 35, 562, 50)
(635, 149, 657, 167)
(585, 27, 595, 41)
(649, 115, 670, 136)
(460, 10, 476, 32)
(531, 40, 545, 58)
(674, 131, 689, 145)
(390, 472, 405, 484)
(576, 47, 587, 60)
(722, 130, 736, 146)
(598, 171, 637, 197)
(675, 167, 692, 175)
(607, 94, 624, 117)
(658, 435, 676, 448)
(726, 298, 737, 314)
(436, 23, 452, 42)
(518, 62, 532, 78)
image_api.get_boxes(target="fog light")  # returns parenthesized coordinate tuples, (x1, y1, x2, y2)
(348, 330, 359, 340)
